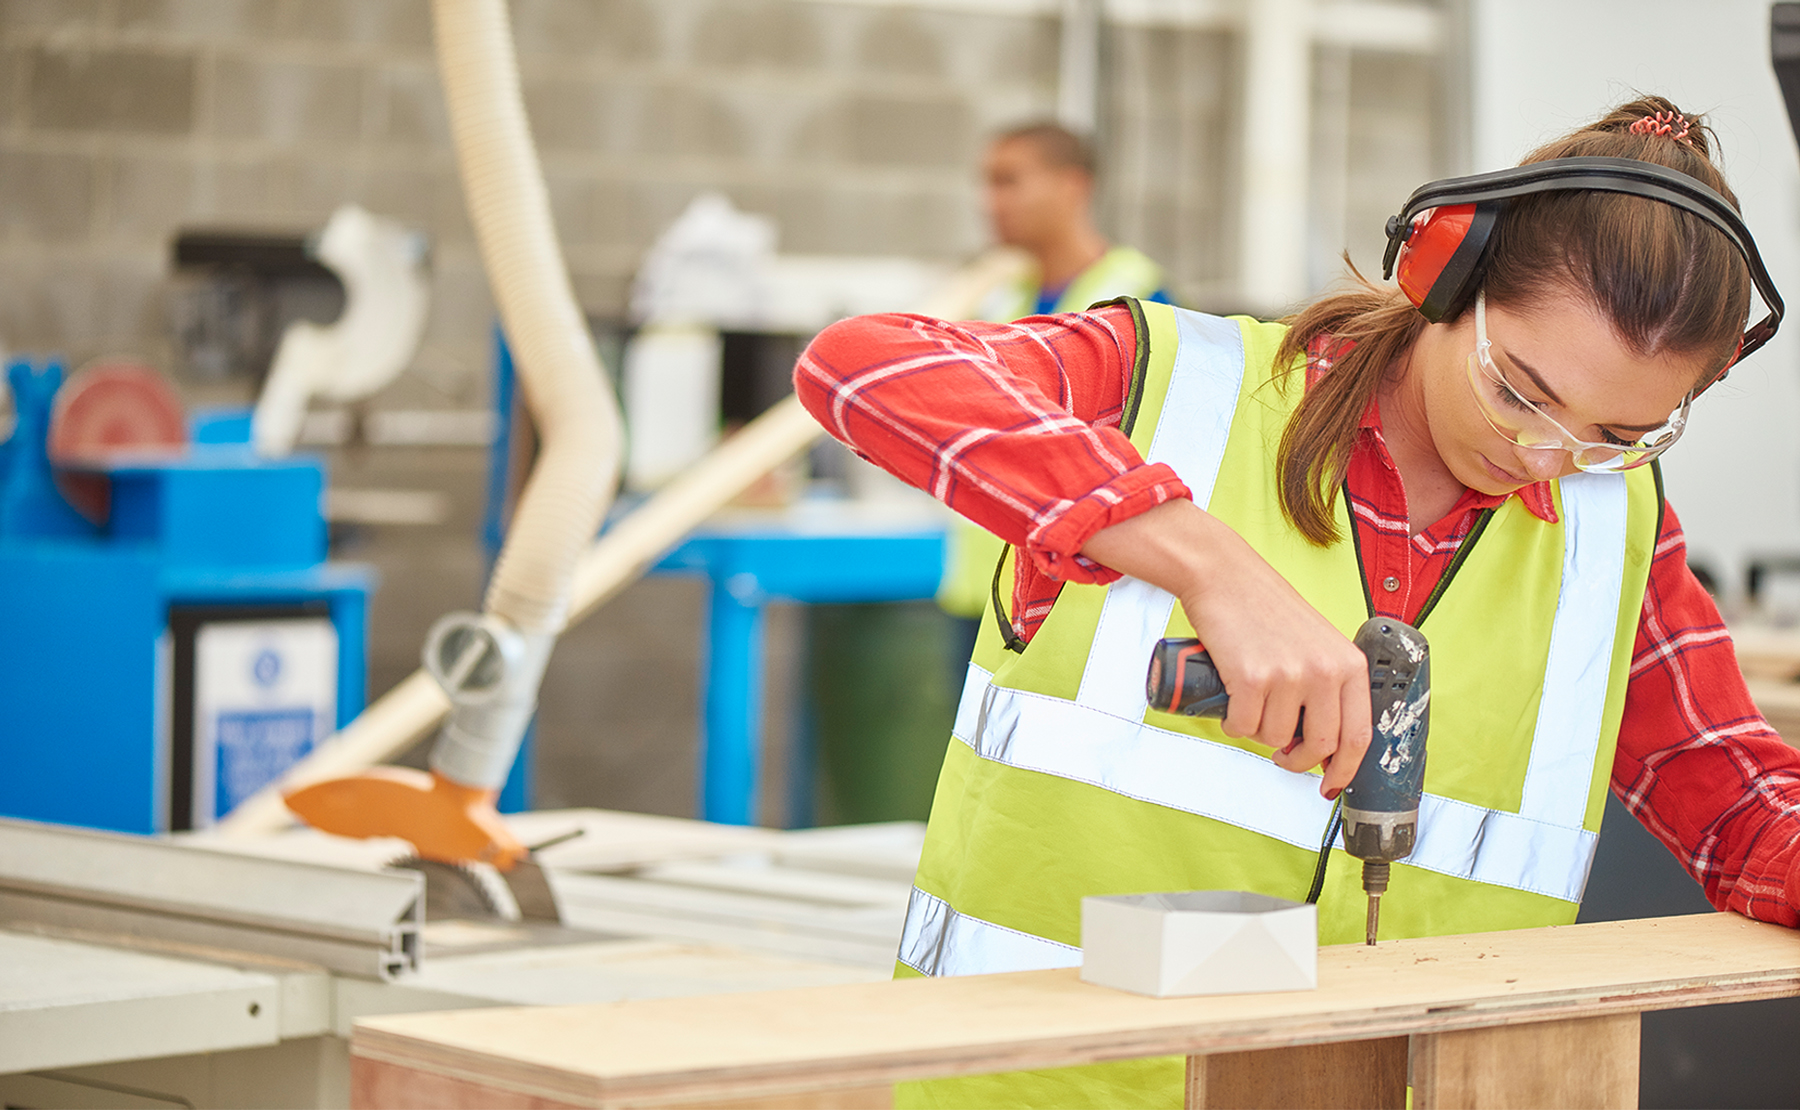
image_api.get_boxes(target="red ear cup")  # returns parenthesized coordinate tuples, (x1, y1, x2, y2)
(1394, 204, 1477, 309)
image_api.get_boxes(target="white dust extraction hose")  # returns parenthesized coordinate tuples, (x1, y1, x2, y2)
(421, 0, 621, 790)
(212, 245, 1027, 837)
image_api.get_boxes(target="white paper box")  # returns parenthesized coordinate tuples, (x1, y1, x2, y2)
(1080, 891, 1317, 997)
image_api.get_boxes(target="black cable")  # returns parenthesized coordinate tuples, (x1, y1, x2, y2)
(1305, 796, 1344, 904)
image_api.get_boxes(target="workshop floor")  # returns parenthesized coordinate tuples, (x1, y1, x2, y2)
(323, 444, 804, 824)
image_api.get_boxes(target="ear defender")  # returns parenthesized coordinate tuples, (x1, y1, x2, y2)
(1383, 203, 1499, 323)
(1377, 157, 1782, 395)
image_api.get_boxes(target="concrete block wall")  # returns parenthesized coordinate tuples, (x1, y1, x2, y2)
(0, 0, 1442, 404)
(0, 0, 1063, 405)
(1099, 19, 1235, 307)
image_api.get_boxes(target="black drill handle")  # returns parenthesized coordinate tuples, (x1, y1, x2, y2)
(1146, 639, 1229, 717)
(1146, 640, 1305, 737)
(1147, 618, 1430, 819)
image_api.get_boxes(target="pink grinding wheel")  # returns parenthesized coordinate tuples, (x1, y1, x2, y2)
(48, 358, 188, 523)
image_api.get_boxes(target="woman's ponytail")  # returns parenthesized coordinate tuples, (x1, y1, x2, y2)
(1274, 274, 1423, 545)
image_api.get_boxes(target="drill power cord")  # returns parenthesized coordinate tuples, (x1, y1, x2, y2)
(1304, 795, 1344, 905)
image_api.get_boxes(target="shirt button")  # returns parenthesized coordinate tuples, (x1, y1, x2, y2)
(1382, 576, 1401, 593)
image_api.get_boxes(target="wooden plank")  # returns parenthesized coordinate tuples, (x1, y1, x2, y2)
(409, 941, 884, 1007)
(508, 811, 783, 874)
(548, 901, 900, 969)
(1745, 677, 1800, 747)
(772, 822, 926, 885)
(350, 914, 1800, 1108)
(354, 1056, 583, 1109)
(551, 873, 906, 933)
(351, 1057, 892, 1109)
(1727, 626, 1800, 683)
(633, 861, 913, 908)
(1411, 1013, 1638, 1109)
(549, 872, 906, 966)
(633, 1085, 893, 1109)
(1185, 1038, 1407, 1109)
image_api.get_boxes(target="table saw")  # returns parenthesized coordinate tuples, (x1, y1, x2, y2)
(0, 809, 921, 1110)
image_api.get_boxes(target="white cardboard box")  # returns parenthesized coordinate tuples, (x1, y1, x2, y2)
(1080, 891, 1317, 998)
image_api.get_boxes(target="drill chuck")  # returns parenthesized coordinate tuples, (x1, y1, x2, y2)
(1340, 806, 1418, 863)
(1360, 859, 1391, 896)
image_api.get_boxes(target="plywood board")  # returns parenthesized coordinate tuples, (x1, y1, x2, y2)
(1186, 1038, 1407, 1109)
(352, 914, 1800, 1108)
(1411, 1013, 1639, 1109)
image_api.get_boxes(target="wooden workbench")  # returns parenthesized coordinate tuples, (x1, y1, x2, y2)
(350, 912, 1800, 1109)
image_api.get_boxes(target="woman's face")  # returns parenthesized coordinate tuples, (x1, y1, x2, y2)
(1409, 289, 1711, 494)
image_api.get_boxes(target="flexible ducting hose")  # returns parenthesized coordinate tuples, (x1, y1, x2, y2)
(428, 0, 621, 787)
(212, 247, 1027, 837)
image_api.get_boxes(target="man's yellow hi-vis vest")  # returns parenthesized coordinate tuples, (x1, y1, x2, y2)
(895, 301, 1660, 1109)
(982, 244, 1167, 324)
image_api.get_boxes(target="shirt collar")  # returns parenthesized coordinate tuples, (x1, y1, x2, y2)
(1306, 337, 1560, 525)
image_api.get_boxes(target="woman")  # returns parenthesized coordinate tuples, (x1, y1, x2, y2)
(795, 97, 1800, 1108)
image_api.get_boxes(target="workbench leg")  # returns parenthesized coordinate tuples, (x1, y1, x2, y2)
(1184, 1038, 1407, 1108)
(1410, 1013, 1639, 1109)
(701, 580, 765, 825)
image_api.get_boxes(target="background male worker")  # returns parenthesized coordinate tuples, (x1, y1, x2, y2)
(976, 121, 1171, 321)
(944, 122, 1172, 625)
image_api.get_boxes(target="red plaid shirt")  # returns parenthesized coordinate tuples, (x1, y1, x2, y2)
(796, 304, 1800, 927)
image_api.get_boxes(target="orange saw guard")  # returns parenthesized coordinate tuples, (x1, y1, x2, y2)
(284, 768, 527, 869)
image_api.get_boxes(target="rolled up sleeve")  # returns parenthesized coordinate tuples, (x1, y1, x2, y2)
(793, 306, 1190, 582)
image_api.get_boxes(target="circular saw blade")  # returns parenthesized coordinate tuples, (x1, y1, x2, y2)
(391, 856, 506, 922)
(48, 358, 187, 523)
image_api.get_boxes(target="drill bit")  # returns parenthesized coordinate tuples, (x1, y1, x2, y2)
(1362, 860, 1390, 946)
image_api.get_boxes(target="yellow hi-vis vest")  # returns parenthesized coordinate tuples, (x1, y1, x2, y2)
(938, 246, 1171, 619)
(894, 301, 1659, 1109)
(982, 244, 1167, 324)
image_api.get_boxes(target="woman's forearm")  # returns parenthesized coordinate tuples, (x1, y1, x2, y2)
(794, 308, 1183, 565)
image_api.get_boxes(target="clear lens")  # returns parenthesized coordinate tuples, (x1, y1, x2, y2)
(1466, 293, 1688, 475)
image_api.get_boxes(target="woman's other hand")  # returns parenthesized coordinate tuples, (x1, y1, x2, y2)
(1081, 500, 1372, 798)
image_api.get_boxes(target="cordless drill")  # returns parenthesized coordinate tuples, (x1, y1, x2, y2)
(1145, 617, 1430, 945)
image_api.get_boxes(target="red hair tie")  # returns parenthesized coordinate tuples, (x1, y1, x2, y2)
(1630, 110, 1692, 143)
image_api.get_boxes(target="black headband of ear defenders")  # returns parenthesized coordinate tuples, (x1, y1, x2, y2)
(1382, 156, 1784, 374)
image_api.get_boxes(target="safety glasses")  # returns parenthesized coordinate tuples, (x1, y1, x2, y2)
(1466, 291, 1690, 473)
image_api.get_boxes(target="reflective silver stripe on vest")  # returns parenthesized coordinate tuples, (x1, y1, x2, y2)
(1520, 471, 1627, 828)
(897, 885, 1079, 977)
(1077, 310, 1245, 719)
(954, 661, 1602, 901)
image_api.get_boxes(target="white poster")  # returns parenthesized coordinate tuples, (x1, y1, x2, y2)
(193, 618, 337, 825)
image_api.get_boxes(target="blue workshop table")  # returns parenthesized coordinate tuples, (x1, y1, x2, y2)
(653, 502, 948, 826)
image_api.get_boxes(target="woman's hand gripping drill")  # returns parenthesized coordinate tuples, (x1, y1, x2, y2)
(1081, 500, 1374, 799)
